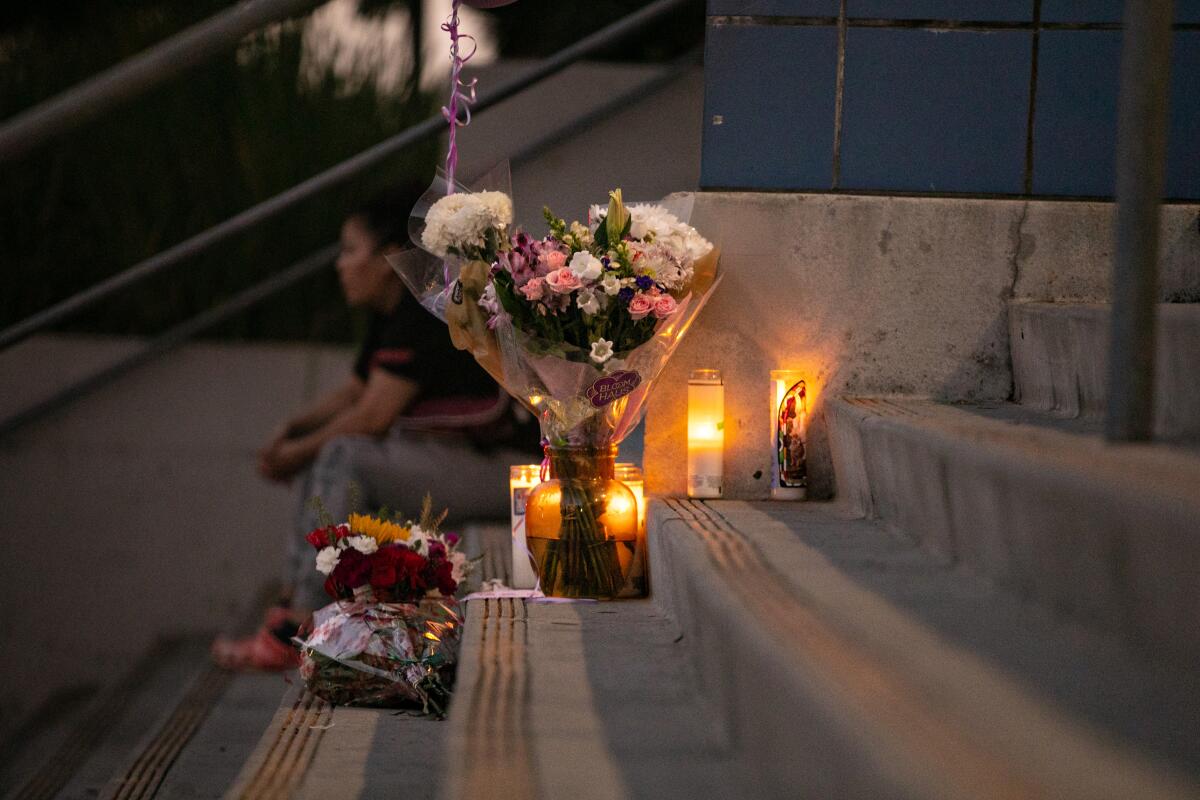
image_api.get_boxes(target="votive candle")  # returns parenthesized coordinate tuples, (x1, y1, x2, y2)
(508, 464, 542, 588)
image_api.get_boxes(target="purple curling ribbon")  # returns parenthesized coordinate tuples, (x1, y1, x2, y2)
(440, 0, 478, 197)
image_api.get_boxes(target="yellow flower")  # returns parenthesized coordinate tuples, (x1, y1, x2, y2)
(348, 513, 409, 544)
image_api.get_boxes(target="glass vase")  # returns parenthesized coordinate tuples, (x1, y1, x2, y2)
(524, 446, 640, 599)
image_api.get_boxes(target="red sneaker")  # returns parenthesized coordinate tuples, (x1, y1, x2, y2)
(211, 607, 301, 672)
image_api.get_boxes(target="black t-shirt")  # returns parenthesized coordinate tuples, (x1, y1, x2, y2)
(354, 292, 539, 452)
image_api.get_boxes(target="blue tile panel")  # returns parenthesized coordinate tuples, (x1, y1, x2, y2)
(1032, 30, 1120, 196)
(701, 23, 839, 189)
(839, 28, 1032, 193)
(1033, 30, 1200, 198)
(1041, 1, 1200, 23)
(847, 1, 1032, 21)
(708, 0, 838, 15)
(1167, 32, 1200, 198)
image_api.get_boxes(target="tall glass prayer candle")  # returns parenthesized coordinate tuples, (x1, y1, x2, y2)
(687, 369, 724, 498)
(615, 463, 646, 534)
(770, 371, 808, 500)
(508, 464, 542, 588)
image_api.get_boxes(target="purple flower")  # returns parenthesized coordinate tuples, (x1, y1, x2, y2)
(635, 275, 654, 291)
(618, 287, 635, 303)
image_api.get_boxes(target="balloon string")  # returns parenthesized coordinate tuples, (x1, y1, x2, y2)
(441, 0, 478, 197)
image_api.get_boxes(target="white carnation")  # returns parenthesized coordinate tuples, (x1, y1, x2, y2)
(407, 524, 430, 553)
(421, 191, 512, 257)
(315, 546, 340, 575)
(347, 535, 378, 555)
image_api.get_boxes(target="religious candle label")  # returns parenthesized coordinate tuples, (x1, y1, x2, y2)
(585, 370, 642, 407)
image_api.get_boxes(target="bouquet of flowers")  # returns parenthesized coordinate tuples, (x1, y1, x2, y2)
(296, 498, 466, 714)
(393, 174, 719, 598)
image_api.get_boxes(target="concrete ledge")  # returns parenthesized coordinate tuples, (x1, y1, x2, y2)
(1010, 301, 1200, 439)
(649, 499, 1200, 799)
(827, 397, 1200, 662)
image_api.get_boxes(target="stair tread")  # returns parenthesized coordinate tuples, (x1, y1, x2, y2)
(651, 498, 1200, 799)
(841, 396, 1200, 500)
(439, 597, 754, 800)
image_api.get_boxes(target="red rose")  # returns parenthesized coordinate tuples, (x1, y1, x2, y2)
(331, 549, 370, 593)
(433, 560, 457, 595)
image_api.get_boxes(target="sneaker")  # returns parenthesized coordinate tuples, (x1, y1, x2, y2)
(211, 607, 301, 672)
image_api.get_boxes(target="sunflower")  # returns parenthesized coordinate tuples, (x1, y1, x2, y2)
(348, 513, 410, 544)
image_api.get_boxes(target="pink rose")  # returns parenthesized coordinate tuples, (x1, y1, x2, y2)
(652, 294, 678, 319)
(545, 267, 582, 294)
(539, 250, 567, 271)
(627, 292, 654, 320)
(519, 277, 545, 301)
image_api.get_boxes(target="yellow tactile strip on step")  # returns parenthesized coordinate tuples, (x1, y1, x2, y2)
(100, 665, 232, 800)
(441, 597, 630, 800)
(663, 498, 1200, 800)
(223, 688, 332, 800)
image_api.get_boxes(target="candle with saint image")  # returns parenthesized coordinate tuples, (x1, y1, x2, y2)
(508, 464, 541, 588)
(770, 370, 808, 500)
(687, 369, 724, 498)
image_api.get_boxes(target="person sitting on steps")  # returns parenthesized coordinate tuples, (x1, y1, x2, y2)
(211, 184, 538, 671)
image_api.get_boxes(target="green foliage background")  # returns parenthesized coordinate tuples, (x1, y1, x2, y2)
(0, 0, 702, 343)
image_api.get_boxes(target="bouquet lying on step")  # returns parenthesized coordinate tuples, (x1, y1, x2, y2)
(297, 497, 466, 714)
(392, 172, 719, 598)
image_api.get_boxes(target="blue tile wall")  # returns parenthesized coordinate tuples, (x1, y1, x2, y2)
(839, 28, 1031, 193)
(1041, 1, 1200, 23)
(847, 1, 1032, 21)
(1167, 32, 1200, 198)
(707, 0, 838, 14)
(1032, 31, 1121, 196)
(701, 24, 838, 188)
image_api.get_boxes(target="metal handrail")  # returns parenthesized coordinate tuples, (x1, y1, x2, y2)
(0, 0, 693, 352)
(0, 53, 701, 437)
(1106, 0, 1173, 441)
(0, 244, 339, 440)
(0, 0, 326, 163)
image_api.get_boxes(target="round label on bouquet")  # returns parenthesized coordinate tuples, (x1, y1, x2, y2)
(586, 370, 641, 407)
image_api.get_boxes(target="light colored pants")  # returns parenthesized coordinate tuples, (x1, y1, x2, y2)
(286, 431, 530, 611)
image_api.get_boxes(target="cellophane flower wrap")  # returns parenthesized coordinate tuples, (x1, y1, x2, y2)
(391, 171, 720, 598)
(296, 499, 467, 714)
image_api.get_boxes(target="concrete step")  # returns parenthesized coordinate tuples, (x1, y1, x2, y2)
(1009, 301, 1200, 439)
(827, 396, 1200, 663)
(438, 597, 752, 800)
(650, 499, 1200, 800)
(0, 637, 284, 800)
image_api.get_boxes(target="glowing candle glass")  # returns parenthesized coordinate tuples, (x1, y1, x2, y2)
(615, 463, 646, 534)
(688, 369, 724, 498)
(508, 464, 542, 588)
(770, 370, 808, 500)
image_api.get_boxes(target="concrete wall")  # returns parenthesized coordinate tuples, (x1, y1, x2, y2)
(0, 336, 351, 740)
(643, 194, 1200, 499)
